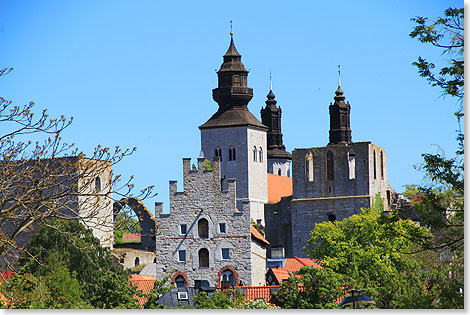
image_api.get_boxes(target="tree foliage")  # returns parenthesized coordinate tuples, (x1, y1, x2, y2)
(2, 219, 140, 308)
(275, 267, 347, 309)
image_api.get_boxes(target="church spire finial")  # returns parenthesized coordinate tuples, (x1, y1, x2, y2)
(230, 20, 233, 36)
(338, 65, 341, 87)
(269, 69, 273, 91)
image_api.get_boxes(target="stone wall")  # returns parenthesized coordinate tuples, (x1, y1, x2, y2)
(250, 238, 267, 286)
(155, 157, 255, 287)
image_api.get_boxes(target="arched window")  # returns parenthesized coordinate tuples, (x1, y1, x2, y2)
(327, 150, 334, 180)
(228, 147, 236, 161)
(373, 150, 377, 179)
(135, 257, 140, 267)
(327, 213, 336, 222)
(259, 148, 263, 163)
(153, 257, 157, 263)
(278, 169, 282, 176)
(253, 146, 257, 162)
(175, 275, 186, 288)
(221, 269, 235, 286)
(95, 176, 101, 191)
(305, 151, 314, 182)
(214, 147, 222, 161)
(198, 248, 209, 268)
(198, 218, 209, 239)
(348, 150, 356, 180)
(380, 151, 384, 180)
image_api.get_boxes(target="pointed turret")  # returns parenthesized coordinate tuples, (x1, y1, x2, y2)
(329, 84, 352, 145)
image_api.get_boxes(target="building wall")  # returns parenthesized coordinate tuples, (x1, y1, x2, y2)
(155, 157, 255, 287)
(200, 126, 268, 224)
(250, 239, 267, 286)
(267, 158, 291, 177)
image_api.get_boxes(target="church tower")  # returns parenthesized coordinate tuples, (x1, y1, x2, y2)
(199, 34, 268, 224)
(328, 84, 352, 145)
(260, 81, 292, 177)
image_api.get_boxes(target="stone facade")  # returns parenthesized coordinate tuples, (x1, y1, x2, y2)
(155, 157, 265, 287)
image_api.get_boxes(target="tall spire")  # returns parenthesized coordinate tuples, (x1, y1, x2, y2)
(261, 72, 291, 160)
(328, 78, 352, 145)
(212, 31, 253, 110)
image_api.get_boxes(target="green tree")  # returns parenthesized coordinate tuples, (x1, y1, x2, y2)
(192, 290, 236, 309)
(275, 267, 347, 309)
(305, 203, 438, 309)
(142, 273, 174, 309)
(13, 219, 140, 309)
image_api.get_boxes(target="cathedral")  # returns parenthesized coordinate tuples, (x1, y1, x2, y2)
(153, 33, 394, 287)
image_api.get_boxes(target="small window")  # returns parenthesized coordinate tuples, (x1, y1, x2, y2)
(228, 147, 236, 161)
(253, 146, 257, 162)
(327, 213, 336, 222)
(259, 148, 263, 163)
(198, 218, 209, 238)
(327, 150, 334, 180)
(177, 292, 188, 300)
(135, 257, 140, 266)
(305, 151, 314, 182)
(278, 169, 282, 176)
(214, 148, 222, 161)
(222, 248, 230, 260)
(199, 248, 209, 268)
(180, 224, 187, 235)
(95, 176, 101, 191)
(175, 275, 186, 288)
(348, 151, 356, 180)
(219, 223, 226, 234)
(178, 250, 186, 262)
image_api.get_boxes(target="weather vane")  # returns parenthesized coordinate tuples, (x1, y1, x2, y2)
(230, 20, 233, 36)
(338, 65, 341, 87)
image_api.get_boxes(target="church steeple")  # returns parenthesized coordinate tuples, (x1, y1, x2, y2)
(261, 74, 292, 165)
(212, 34, 253, 111)
(329, 84, 352, 145)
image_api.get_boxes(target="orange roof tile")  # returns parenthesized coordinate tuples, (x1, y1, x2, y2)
(129, 274, 156, 308)
(267, 173, 293, 203)
(269, 257, 322, 285)
(251, 225, 270, 245)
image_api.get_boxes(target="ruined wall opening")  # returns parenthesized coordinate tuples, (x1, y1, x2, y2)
(373, 150, 377, 179)
(327, 150, 334, 180)
(305, 151, 314, 182)
(348, 150, 356, 180)
(380, 151, 384, 180)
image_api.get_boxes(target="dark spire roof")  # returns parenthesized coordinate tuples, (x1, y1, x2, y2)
(329, 84, 352, 145)
(224, 35, 241, 57)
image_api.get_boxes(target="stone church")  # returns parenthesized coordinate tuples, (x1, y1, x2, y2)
(154, 33, 396, 287)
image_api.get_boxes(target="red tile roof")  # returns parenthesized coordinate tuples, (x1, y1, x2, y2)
(267, 173, 293, 203)
(129, 274, 156, 308)
(123, 233, 141, 242)
(251, 225, 270, 245)
(269, 257, 322, 284)
(218, 285, 279, 304)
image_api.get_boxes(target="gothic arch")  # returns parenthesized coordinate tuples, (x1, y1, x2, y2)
(171, 271, 188, 287)
(217, 265, 239, 287)
(113, 197, 157, 251)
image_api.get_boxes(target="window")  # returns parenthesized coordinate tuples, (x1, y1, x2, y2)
(305, 151, 314, 182)
(221, 270, 235, 286)
(198, 218, 209, 238)
(327, 213, 336, 222)
(348, 151, 356, 180)
(214, 147, 222, 161)
(259, 147, 263, 163)
(278, 169, 282, 176)
(135, 257, 140, 267)
(175, 275, 186, 288)
(373, 150, 377, 179)
(177, 292, 188, 300)
(387, 190, 391, 207)
(228, 147, 236, 161)
(253, 146, 257, 162)
(219, 223, 226, 234)
(199, 248, 209, 268)
(178, 250, 186, 262)
(95, 176, 101, 191)
(380, 151, 384, 180)
(180, 224, 187, 235)
(222, 248, 230, 260)
(327, 150, 334, 180)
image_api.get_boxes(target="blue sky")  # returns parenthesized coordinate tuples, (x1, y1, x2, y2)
(1, 0, 462, 213)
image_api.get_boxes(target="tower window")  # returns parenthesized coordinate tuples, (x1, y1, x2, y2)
(327, 150, 335, 180)
(305, 151, 314, 182)
(219, 222, 226, 234)
(198, 218, 209, 239)
(228, 147, 236, 161)
(135, 257, 140, 267)
(222, 248, 230, 260)
(215, 147, 222, 161)
(348, 150, 356, 180)
(178, 250, 186, 262)
(95, 176, 101, 192)
(253, 146, 257, 162)
(380, 151, 384, 180)
(198, 248, 209, 268)
(278, 169, 282, 176)
(259, 148, 263, 163)
(373, 150, 377, 180)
